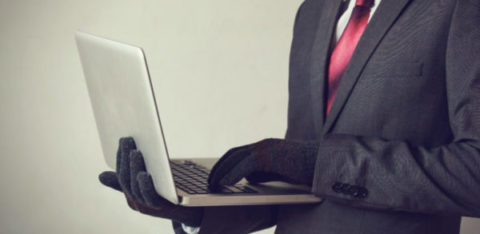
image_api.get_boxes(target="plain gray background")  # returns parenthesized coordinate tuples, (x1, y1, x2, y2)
(0, 0, 479, 233)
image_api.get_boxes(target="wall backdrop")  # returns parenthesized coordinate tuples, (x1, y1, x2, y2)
(0, 0, 479, 233)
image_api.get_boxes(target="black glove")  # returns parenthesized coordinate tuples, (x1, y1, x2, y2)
(208, 138, 319, 189)
(99, 137, 203, 227)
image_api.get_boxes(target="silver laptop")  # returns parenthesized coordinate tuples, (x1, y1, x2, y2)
(75, 32, 322, 206)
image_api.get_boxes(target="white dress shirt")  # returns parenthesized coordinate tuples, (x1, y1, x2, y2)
(336, 0, 381, 42)
(181, 0, 382, 233)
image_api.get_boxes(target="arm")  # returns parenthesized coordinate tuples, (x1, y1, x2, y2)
(100, 1, 312, 232)
(208, 0, 480, 218)
(197, 206, 277, 234)
(100, 138, 277, 233)
(311, 0, 480, 217)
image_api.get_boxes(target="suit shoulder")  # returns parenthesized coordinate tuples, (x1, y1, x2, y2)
(460, 0, 480, 8)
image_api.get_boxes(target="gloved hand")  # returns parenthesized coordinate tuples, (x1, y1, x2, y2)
(99, 137, 203, 227)
(208, 138, 319, 189)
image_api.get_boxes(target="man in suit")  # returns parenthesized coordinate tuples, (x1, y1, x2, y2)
(99, 0, 480, 233)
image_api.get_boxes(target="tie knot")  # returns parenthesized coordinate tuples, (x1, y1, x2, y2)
(355, 0, 374, 8)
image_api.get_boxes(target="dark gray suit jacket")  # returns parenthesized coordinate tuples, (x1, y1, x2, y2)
(197, 0, 480, 233)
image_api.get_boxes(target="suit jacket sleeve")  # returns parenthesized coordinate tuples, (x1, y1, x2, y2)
(311, 0, 480, 217)
(197, 206, 277, 234)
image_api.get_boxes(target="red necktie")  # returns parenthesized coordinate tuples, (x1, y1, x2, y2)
(326, 0, 374, 116)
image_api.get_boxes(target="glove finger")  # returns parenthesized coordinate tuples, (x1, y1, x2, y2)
(209, 139, 276, 186)
(211, 143, 252, 173)
(99, 171, 122, 191)
(217, 157, 257, 186)
(208, 147, 251, 187)
(124, 194, 138, 211)
(130, 150, 146, 202)
(245, 171, 283, 184)
(118, 139, 134, 196)
(137, 172, 166, 208)
(116, 137, 137, 173)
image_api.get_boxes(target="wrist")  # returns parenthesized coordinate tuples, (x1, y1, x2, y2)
(173, 206, 204, 227)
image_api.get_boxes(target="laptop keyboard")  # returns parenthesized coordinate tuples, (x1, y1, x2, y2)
(170, 160, 257, 194)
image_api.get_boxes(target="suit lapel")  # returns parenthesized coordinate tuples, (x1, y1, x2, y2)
(321, 0, 413, 135)
(308, 0, 344, 136)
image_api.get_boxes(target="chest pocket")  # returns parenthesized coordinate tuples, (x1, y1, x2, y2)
(361, 62, 423, 78)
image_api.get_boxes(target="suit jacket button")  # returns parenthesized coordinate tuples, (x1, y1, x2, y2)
(359, 188, 368, 198)
(332, 182, 343, 193)
(341, 184, 352, 194)
(350, 186, 360, 197)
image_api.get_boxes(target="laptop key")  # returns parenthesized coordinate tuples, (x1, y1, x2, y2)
(171, 160, 258, 194)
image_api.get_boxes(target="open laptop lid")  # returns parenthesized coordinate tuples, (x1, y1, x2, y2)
(75, 32, 179, 204)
